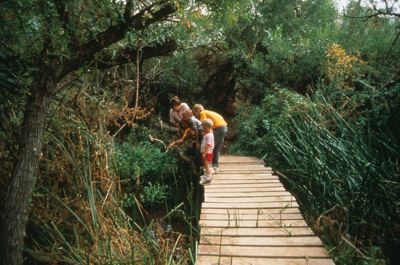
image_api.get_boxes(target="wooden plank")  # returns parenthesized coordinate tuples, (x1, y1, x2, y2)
(201, 227, 315, 237)
(215, 172, 274, 176)
(218, 169, 273, 173)
(204, 195, 296, 203)
(196, 256, 335, 265)
(219, 156, 262, 162)
(200, 235, 323, 246)
(219, 155, 260, 159)
(200, 213, 304, 220)
(197, 256, 232, 265)
(234, 257, 335, 265)
(216, 172, 273, 175)
(218, 168, 269, 171)
(204, 183, 284, 189)
(218, 164, 267, 168)
(211, 175, 278, 180)
(199, 219, 308, 228)
(219, 159, 264, 163)
(201, 207, 301, 215)
(219, 159, 266, 162)
(205, 191, 292, 197)
(204, 187, 287, 192)
(210, 179, 281, 184)
(216, 172, 273, 176)
(215, 171, 277, 177)
(220, 162, 271, 168)
(202, 201, 298, 209)
(211, 174, 277, 180)
(198, 245, 329, 258)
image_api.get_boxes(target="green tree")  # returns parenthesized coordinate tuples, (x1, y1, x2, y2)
(0, 1, 176, 263)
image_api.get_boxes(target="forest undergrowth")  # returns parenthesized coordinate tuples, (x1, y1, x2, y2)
(15, 75, 202, 264)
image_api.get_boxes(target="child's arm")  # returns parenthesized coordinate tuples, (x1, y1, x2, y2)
(168, 129, 190, 149)
(168, 138, 184, 149)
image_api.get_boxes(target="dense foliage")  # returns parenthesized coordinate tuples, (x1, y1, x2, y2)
(1, 0, 399, 264)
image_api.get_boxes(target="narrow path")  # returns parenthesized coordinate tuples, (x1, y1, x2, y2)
(196, 155, 335, 265)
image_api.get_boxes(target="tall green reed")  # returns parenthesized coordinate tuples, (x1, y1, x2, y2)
(232, 86, 399, 264)
(28, 128, 198, 264)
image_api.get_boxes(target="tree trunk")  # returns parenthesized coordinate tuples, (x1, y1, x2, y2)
(0, 82, 50, 265)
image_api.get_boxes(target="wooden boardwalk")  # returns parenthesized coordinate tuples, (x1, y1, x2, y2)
(196, 156, 334, 265)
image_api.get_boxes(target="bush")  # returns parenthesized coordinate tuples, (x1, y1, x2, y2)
(141, 183, 170, 206)
(231, 86, 311, 158)
(115, 140, 176, 207)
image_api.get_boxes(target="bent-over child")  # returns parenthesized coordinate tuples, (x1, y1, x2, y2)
(167, 127, 191, 149)
(183, 109, 202, 145)
(199, 119, 214, 185)
(182, 109, 203, 166)
(167, 120, 201, 164)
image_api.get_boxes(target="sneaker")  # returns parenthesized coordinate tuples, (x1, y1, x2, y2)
(199, 177, 212, 185)
(212, 166, 219, 173)
(199, 175, 212, 185)
(209, 167, 215, 175)
(200, 174, 212, 181)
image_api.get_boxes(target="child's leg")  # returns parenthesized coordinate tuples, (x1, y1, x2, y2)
(200, 153, 214, 185)
(204, 153, 214, 176)
(204, 159, 211, 176)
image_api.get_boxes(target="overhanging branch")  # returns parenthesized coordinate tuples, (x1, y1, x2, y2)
(59, 1, 175, 79)
(95, 39, 177, 69)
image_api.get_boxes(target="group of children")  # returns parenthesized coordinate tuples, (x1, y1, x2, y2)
(167, 96, 228, 185)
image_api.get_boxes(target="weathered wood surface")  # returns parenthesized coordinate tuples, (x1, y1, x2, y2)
(197, 155, 334, 265)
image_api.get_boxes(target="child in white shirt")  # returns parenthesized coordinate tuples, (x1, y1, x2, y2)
(199, 119, 214, 185)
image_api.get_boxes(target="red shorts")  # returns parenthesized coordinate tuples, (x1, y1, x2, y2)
(202, 153, 213, 163)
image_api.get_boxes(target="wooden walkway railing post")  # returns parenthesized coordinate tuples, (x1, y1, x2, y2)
(196, 155, 335, 265)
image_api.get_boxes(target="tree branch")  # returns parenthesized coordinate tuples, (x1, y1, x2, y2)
(124, 0, 134, 22)
(344, 10, 400, 19)
(53, 0, 80, 51)
(59, 1, 175, 79)
(95, 39, 177, 69)
(344, 0, 400, 19)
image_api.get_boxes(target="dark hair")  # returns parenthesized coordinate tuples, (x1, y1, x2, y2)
(170, 96, 181, 107)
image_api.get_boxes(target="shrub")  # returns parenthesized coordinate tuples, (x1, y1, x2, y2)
(231, 86, 311, 158)
(141, 182, 170, 207)
(115, 139, 176, 208)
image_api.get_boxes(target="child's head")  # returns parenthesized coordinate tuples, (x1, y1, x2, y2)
(170, 96, 182, 111)
(182, 109, 193, 121)
(192, 104, 204, 118)
(201, 119, 213, 133)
